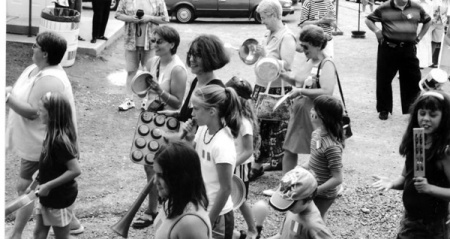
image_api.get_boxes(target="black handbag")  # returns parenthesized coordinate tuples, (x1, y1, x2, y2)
(318, 59, 353, 139)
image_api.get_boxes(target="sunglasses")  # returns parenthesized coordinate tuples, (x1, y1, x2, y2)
(150, 38, 166, 45)
(187, 50, 202, 59)
(32, 43, 41, 49)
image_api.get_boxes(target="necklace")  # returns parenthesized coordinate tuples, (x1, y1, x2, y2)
(203, 127, 223, 145)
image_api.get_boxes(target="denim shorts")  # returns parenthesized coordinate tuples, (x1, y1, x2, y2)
(19, 159, 39, 180)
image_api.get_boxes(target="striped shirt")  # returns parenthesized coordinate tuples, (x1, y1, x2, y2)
(308, 130, 343, 198)
(300, 0, 336, 39)
(367, 0, 431, 42)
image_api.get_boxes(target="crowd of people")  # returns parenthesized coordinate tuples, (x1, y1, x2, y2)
(5, 0, 450, 238)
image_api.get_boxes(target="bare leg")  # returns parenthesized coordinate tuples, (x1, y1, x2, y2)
(144, 166, 158, 216)
(8, 177, 34, 239)
(282, 150, 298, 175)
(239, 202, 257, 236)
(52, 224, 71, 239)
(33, 214, 50, 239)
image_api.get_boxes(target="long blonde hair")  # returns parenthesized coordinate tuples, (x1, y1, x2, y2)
(40, 92, 78, 164)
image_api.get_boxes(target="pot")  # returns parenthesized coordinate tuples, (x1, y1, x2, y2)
(254, 57, 281, 85)
(131, 72, 155, 98)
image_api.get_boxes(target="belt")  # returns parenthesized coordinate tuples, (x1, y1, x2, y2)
(383, 39, 414, 48)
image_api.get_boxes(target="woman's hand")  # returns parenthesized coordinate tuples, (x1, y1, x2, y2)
(148, 78, 162, 94)
(414, 177, 432, 194)
(129, 15, 142, 24)
(372, 175, 393, 191)
(287, 88, 302, 100)
(36, 183, 51, 197)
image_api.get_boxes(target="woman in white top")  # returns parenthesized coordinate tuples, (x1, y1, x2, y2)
(5, 31, 82, 239)
(143, 25, 188, 111)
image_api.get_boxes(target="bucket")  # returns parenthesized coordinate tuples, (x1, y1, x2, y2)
(39, 8, 80, 67)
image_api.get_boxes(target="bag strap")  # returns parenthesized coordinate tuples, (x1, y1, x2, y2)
(317, 58, 348, 110)
(168, 212, 211, 239)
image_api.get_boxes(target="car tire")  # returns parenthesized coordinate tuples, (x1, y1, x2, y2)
(110, 0, 119, 10)
(176, 6, 194, 23)
(254, 10, 261, 24)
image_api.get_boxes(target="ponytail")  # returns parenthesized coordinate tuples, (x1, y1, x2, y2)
(223, 88, 242, 138)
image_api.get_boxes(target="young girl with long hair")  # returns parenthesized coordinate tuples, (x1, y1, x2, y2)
(183, 84, 242, 239)
(373, 91, 450, 238)
(152, 141, 211, 239)
(225, 76, 260, 238)
(302, 95, 344, 222)
(33, 92, 81, 239)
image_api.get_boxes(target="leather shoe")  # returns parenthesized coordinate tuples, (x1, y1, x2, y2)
(379, 111, 388, 120)
(90, 38, 97, 44)
(78, 36, 85, 41)
(98, 36, 108, 40)
(429, 64, 438, 68)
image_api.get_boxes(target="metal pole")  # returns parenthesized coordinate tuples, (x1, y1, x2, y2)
(332, 0, 343, 35)
(28, 0, 32, 37)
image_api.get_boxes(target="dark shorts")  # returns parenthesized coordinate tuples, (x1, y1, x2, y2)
(397, 214, 448, 239)
(19, 159, 39, 180)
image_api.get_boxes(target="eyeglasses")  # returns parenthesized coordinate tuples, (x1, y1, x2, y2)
(32, 43, 41, 49)
(187, 50, 202, 59)
(150, 38, 166, 45)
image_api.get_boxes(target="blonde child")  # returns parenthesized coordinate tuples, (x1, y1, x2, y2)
(302, 95, 344, 222)
(373, 91, 450, 238)
(33, 92, 81, 239)
(182, 84, 242, 239)
(226, 76, 260, 239)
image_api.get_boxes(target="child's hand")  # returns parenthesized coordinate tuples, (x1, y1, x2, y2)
(158, 109, 178, 117)
(36, 184, 50, 197)
(372, 175, 393, 191)
(414, 177, 431, 194)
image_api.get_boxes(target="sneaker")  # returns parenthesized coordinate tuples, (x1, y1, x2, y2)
(141, 98, 148, 111)
(118, 98, 135, 111)
(378, 111, 388, 120)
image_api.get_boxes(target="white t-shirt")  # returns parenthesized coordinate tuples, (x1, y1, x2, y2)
(235, 117, 254, 165)
(194, 126, 236, 215)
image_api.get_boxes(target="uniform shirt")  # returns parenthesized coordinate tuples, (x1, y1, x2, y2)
(367, 0, 431, 42)
(280, 206, 333, 239)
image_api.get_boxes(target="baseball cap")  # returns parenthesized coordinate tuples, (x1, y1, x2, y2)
(269, 167, 318, 212)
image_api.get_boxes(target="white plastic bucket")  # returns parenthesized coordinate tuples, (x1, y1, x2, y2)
(39, 8, 80, 67)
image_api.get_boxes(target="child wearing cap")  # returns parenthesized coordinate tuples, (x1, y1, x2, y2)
(268, 167, 333, 239)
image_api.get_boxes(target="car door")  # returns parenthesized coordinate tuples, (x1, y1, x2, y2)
(194, 0, 218, 17)
(217, 0, 250, 17)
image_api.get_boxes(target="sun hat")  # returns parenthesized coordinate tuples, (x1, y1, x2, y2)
(269, 167, 318, 212)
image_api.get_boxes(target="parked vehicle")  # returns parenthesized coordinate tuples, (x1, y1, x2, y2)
(165, 0, 295, 23)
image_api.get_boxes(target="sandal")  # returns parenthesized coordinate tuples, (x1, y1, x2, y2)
(131, 212, 158, 229)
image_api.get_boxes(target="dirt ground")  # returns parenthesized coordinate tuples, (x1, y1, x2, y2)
(4, 1, 443, 238)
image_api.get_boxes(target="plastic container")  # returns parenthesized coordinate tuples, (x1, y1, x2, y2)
(39, 7, 81, 67)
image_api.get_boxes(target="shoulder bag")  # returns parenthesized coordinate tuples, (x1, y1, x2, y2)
(317, 59, 353, 138)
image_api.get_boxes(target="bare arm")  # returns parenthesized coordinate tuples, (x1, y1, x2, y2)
(365, 19, 384, 42)
(317, 169, 343, 195)
(37, 158, 81, 197)
(164, 66, 187, 109)
(8, 75, 64, 120)
(236, 134, 253, 166)
(208, 163, 233, 224)
(279, 35, 297, 72)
